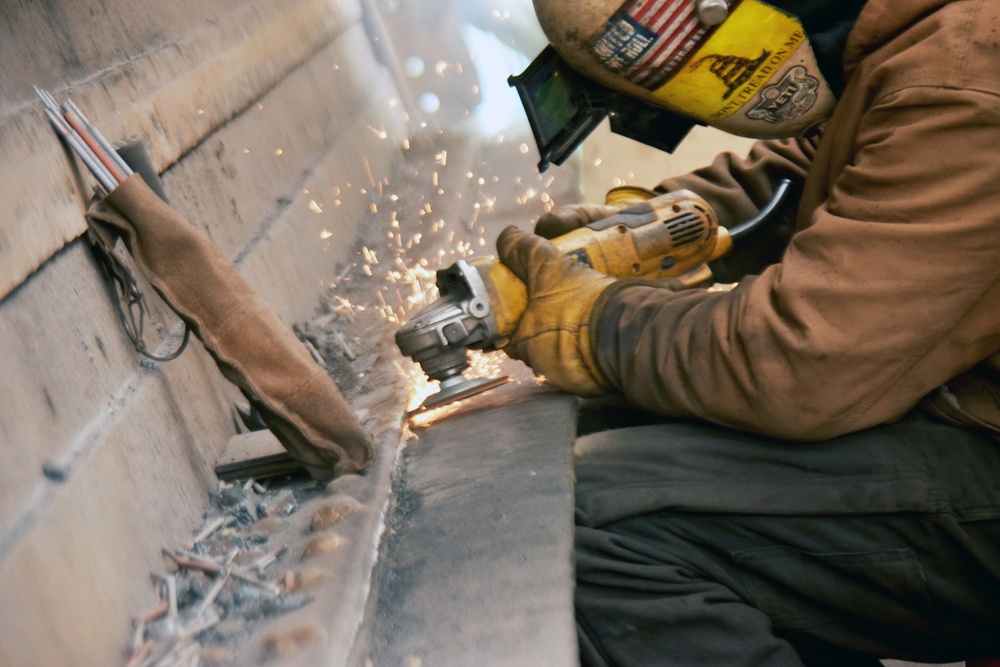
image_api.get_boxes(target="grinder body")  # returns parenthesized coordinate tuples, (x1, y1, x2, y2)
(482, 189, 725, 345)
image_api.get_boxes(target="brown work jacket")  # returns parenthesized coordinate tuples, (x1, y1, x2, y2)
(596, 0, 1000, 440)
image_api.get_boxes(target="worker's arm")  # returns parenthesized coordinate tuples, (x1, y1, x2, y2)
(654, 134, 819, 230)
(594, 86, 1000, 440)
(534, 135, 816, 266)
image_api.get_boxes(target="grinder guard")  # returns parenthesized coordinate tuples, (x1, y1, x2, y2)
(394, 260, 499, 387)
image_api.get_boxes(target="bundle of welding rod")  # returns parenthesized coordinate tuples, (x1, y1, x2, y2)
(35, 86, 134, 192)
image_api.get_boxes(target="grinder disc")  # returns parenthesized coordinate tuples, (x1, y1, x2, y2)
(413, 375, 512, 414)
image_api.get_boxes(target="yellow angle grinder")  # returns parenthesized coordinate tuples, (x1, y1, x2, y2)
(396, 180, 794, 412)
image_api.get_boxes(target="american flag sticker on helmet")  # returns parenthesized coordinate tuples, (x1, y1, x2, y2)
(590, 0, 726, 90)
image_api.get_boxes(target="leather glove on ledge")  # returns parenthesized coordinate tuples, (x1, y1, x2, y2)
(495, 225, 623, 398)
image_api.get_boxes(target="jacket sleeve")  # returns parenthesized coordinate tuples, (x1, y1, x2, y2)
(595, 86, 1000, 441)
(655, 134, 820, 229)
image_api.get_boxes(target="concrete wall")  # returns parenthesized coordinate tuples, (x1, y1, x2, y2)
(0, 1, 407, 664)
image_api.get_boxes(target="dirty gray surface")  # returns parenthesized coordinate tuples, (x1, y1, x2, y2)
(363, 376, 579, 667)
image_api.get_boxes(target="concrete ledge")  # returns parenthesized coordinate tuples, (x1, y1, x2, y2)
(363, 377, 579, 667)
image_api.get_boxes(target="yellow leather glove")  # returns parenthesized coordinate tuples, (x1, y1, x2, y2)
(496, 225, 617, 397)
(534, 186, 659, 239)
(534, 203, 620, 239)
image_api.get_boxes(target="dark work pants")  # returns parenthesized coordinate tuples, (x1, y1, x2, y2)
(572, 407, 1000, 666)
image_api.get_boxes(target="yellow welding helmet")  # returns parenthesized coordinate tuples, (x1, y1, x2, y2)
(531, 0, 863, 139)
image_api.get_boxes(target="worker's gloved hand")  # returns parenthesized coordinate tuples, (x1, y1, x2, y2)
(496, 225, 617, 397)
(534, 186, 659, 239)
(534, 203, 620, 239)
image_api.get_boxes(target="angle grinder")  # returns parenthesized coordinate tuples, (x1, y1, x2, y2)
(396, 180, 795, 412)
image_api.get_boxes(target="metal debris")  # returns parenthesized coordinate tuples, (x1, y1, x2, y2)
(125, 482, 312, 667)
(259, 488, 298, 518)
(188, 516, 228, 550)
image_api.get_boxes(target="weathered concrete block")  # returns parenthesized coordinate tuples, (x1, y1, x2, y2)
(0, 243, 234, 536)
(238, 103, 404, 322)
(0, 362, 225, 667)
(0, 0, 362, 299)
(0, 34, 405, 547)
(160, 21, 394, 261)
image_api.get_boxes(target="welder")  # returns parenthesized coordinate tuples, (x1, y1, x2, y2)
(497, 1, 1000, 664)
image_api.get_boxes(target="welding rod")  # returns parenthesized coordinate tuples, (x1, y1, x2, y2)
(34, 86, 61, 114)
(64, 99, 133, 178)
(36, 87, 116, 189)
(60, 106, 127, 183)
(34, 86, 127, 191)
(42, 106, 117, 192)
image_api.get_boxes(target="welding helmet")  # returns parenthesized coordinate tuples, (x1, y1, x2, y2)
(510, 0, 865, 170)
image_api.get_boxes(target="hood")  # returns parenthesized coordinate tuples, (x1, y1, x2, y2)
(767, 0, 868, 94)
(841, 0, 955, 77)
